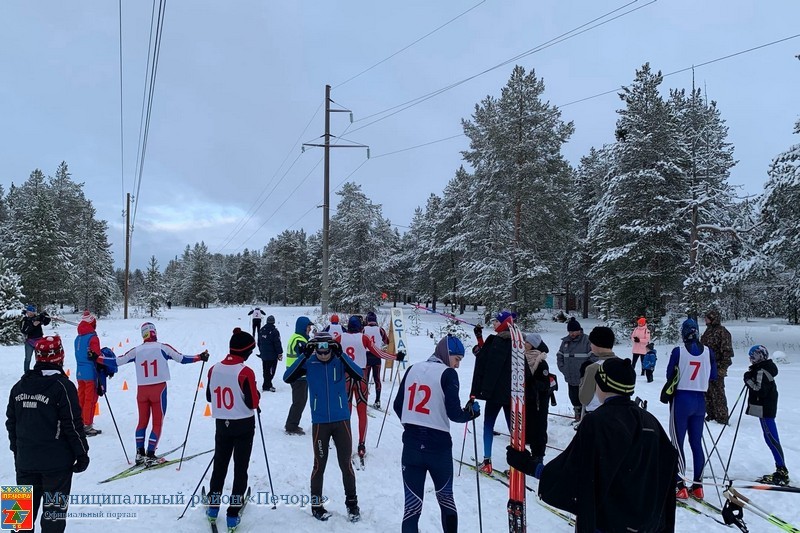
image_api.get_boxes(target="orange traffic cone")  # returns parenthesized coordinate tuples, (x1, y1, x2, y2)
(126, 338, 129, 344)
(203, 404, 212, 417)
(95, 403, 100, 416)
(118, 342, 122, 348)
(198, 381, 204, 390)
(65, 368, 71, 377)
(122, 380, 129, 391)
(201, 341, 205, 346)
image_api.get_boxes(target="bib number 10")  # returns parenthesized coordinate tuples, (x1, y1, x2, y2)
(213, 386, 234, 409)
(407, 382, 431, 414)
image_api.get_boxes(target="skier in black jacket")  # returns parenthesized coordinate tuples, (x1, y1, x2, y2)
(20, 304, 51, 373)
(6, 334, 90, 533)
(257, 315, 283, 392)
(507, 357, 677, 533)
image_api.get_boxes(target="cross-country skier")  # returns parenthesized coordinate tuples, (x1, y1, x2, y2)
(744, 345, 790, 486)
(362, 311, 389, 409)
(336, 315, 403, 462)
(507, 357, 677, 533)
(394, 335, 479, 533)
(20, 304, 51, 373)
(206, 328, 260, 532)
(668, 318, 717, 499)
(284, 316, 314, 435)
(556, 317, 593, 424)
(6, 335, 90, 533)
(256, 315, 282, 392)
(114, 322, 209, 465)
(247, 307, 264, 338)
(74, 309, 116, 436)
(283, 331, 363, 522)
(323, 314, 345, 336)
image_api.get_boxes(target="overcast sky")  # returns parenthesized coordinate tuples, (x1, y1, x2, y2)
(1, 0, 799, 270)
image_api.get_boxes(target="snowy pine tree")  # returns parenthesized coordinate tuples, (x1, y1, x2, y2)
(140, 256, 164, 317)
(0, 258, 25, 345)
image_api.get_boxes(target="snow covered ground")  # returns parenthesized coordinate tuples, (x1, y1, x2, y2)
(2, 304, 799, 532)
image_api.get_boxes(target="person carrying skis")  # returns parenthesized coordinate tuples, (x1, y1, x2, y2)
(394, 334, 479, 533)
(247, 307, 264, 338)
(363, 311, 390, 409)
(284, 316, 314, 435)
(283, 331, 364, 522)
(256, 315, 283, 392)
(74, 309, 117, 436)
(631, 316, 651, 376)
(506, 357, 677, 533)
(700, 309, 734, 424)
(744, 345, 790, 486)
(578, 326, 620, 414)
(642, 342, 657, 383)
(114, 322, 209, 465)
(323, 314, 345, 336)
(6, 334, 90, 533)
(668, 318, 717, 499)
(206, 328, 260, 532)
(20, 304, 51, 373)
(336, 315, 403, 461)
(555, 317, 593, 423)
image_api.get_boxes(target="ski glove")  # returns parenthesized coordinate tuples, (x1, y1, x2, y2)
(198, 350, 210, 362)
(73, 454, 90, 473)
(300, 342, 314, 357)
(463, 399, 480, 419)
(473, 325, 483, 339)
(634, 336, 640, 343)
(506, 446, 543, 479)
(87, 350, 100, 361)
(396, 351, 406, 362)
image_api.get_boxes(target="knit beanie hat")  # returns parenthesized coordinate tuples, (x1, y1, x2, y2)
(567, 317, 582, 332)
(748, 345, 769, 363)
(637, 317, 646, 327)
(25, 304, 36, 313)
(330, 314, 339, 324)
(267, 315, 276, 324)
(141, 322, 157, 341)
(80, 309, 96, 328)
(366, 311, 378, 324)
(524, 332, 544, 351)
(589, 326, 615, 349)
(35, 335, 65, 365)
(595, 358, 635, 396)
(230, 328, 256, 357)
(681, 319, 699, 342)
(347, 315, 363, 333)
(447, 336, 465, 357)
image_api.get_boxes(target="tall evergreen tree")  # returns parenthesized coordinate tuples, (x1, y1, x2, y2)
(0, 258, 25, 345)
(140, 256, 164, 317)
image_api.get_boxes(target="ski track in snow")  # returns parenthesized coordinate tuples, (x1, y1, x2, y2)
(2, 306, 799, 532)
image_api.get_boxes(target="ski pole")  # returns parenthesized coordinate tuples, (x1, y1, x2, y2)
(177, 453, 215, 520)
(178, 359, 206, 470)
(104, 393, 131, 465)
(411, 304, 479, 327)
(701, 384, 746, 473)
(257, 409, 277, 510)
(471, 410, 483, 533)
(375, 361, 403, 448)
(457, 422, 469, 476)
(722, 392, 748, 482)
(701, 435, 724, 507)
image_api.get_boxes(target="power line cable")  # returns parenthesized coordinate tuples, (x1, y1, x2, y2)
(333, 0, 487, 89)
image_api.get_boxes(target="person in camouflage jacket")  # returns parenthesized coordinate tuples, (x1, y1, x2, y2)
(700, 309, 734, 424)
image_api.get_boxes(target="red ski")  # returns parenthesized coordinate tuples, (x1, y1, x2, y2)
(507, 321, 526, 532)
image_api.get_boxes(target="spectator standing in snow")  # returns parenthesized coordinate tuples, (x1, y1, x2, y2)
(205, 328, 260, 532)
(113, 322, 209, 465)
(744, 345, 790, 486)
(701, 309, 734, 424)
(578, 326, 620, 414)
(283, 316, 314, 435)
(555, 317, 594, 423)
(256, 315, 283, 392)
(362, 311, 390, 409)
(631, 317, 651, 376)
(643, 342, 657, 383)
(283, 331, 364, 522)
(668, 318, 717, 500)
(6, 334, 90, 533)
(20, 304, 51, 373)
(394, 335, 479, 533)
(523, 332, 555, 467)
(247, 307, 264, 338)
(507, 357, 677, 533)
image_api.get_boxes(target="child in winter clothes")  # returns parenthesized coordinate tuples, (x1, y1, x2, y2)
(745, 345, 789, 485)
(642, 343, 657, 383)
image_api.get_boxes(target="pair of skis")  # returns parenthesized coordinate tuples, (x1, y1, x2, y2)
(99, 444, 213, 483)
(507, 322, 527, 532)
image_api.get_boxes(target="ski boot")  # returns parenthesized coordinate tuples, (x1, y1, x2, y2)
(346, 497, 361, 523)
(312, 505, 332, 521)
(226, 515, 240, 532)
(357, 442, 366, 458)
(373, 400, 381, 410)
(690, 483, 704, 499)
(571, 406, 582, 425)
(144, 450, 165, 467)
(675, 482, 689, 500)
(757, 466, 790, 486)
(135, 448, 146, 466)
(479, 458, 493, 476)
(206, 505, 219, 523)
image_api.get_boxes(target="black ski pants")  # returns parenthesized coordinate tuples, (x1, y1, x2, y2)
(310, 420, 356, 504)
(285, 379, 308, 431)
(261, 359, 278, 390)
(17, 468, 73, 533)
(401, 441, 457, 533)
(209, 417, 255, 518)
(251, 319, 261, 338)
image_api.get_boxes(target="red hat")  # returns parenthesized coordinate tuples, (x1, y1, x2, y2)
(81, 309, 96, 327)
(35, 335, 65, 365)
(330, 314, 340, 324)
(637, 317, 646, 327)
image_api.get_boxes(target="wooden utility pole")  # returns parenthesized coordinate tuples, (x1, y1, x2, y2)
(303, 85, 368, 314)
(124, 192, 131, 319)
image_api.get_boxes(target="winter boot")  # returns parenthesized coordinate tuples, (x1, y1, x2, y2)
(572, 406, 582, 423)
(346, 497, 361, 523)
(676, 482, 689, 500)
(690, 483, 704, 499)
(312, 505, 332, 521)
(135, 448, 147, 466)
(285, 426, 306, 436)
(758, 466, 790, 486)
(84, 424, 101, 437)
(479, 458, 493, 476)
(226, 515, 241, 532)
(357, 442, 366, 458)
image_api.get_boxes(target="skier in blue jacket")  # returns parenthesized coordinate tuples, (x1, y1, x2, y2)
(284, 331, 364, 523)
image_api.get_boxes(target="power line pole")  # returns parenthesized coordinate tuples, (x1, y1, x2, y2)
(303, 84, 368, 314)
(124, 193, 131, 319)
